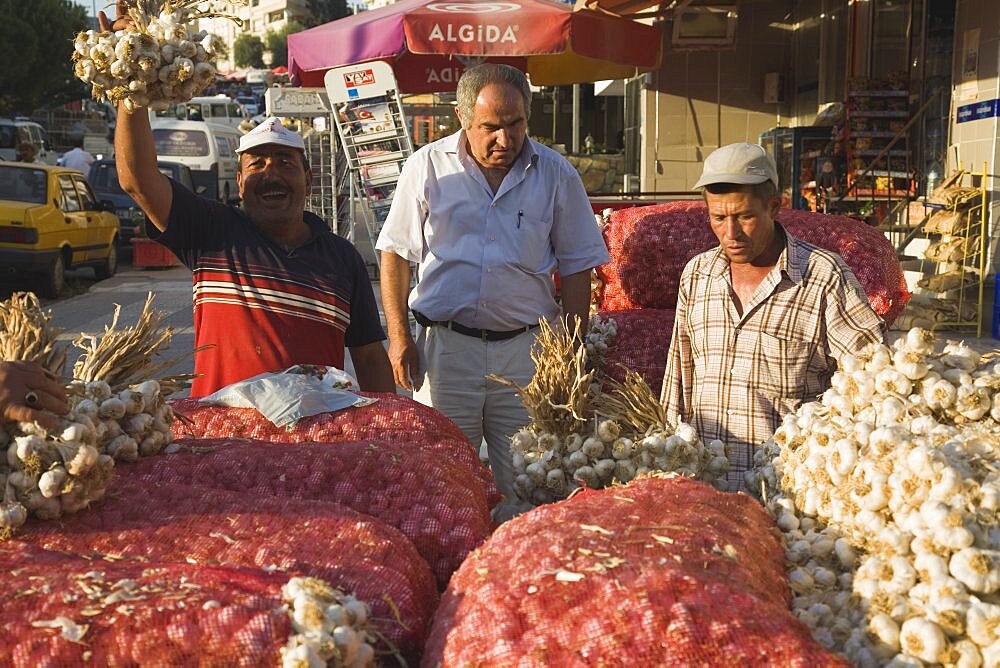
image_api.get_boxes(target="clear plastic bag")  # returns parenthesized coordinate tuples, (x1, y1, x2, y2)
(200, 365, 376, 428)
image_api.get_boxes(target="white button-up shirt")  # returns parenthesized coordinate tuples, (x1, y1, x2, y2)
(376, 131, 609, 331)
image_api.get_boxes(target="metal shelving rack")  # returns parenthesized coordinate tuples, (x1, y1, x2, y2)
(903, 165, 989, 336)
(325, 62, 414, 275)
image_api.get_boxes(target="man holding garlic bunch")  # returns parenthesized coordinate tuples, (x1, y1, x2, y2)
(661, 142, 885, 491)
(99, 2, 395, 397)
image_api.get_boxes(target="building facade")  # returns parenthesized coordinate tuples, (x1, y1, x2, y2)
(200, 0, 312, 73)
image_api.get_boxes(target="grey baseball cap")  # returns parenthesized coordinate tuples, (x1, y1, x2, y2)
(693, 142, 778, 189)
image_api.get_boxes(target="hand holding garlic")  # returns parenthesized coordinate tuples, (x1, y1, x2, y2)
(0, 361, 67, 429)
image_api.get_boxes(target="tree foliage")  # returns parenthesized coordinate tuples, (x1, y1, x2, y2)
(305, 0, 351, 27)
(264, 20, 305, 68)
(233, 34, 265, 68)
(0, 0, 89, 114)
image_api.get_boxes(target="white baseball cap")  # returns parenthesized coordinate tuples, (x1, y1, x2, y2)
(693, 142, 778, 189)
(235, 117, 305, 155)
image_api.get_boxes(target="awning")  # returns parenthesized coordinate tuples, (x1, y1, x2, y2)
(575, 0, 674, 18)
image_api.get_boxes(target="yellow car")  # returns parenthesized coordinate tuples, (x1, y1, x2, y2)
(0, 163, 120, 298)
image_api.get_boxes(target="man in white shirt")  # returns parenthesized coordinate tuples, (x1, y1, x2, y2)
(377, 64, 609, 515)
(61, 138, 95, 174)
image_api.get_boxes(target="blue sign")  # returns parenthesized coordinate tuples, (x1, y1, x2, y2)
(957, 99, 999, 123)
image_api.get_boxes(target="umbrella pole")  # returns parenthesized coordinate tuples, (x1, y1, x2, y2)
(572, 84, 580, 155)
(551, 87, 558, 145)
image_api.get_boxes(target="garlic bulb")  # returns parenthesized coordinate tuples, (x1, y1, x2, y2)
(279, 576, 376, 667)
(71, 2, 238, 111)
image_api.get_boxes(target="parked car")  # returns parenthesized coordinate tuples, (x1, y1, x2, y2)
(89, 159, 197, 247)
(0, 117, 56, 164)
(0, 163, 119, 297)
(236, 95, 259, 117)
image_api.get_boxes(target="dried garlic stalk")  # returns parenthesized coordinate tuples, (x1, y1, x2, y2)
(72, 292, 200, 392)
(0, 292, 67, 375)
(490, 319, 593, 435)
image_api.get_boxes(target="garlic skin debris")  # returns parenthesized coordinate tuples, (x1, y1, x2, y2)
(746, 329, 1000, 666)
(280, 576, 377, 668)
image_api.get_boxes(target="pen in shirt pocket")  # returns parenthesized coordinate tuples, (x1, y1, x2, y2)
(517, 209, 523, 229)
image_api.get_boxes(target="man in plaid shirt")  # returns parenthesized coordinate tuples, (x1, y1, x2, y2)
(660, 143, 885, 491)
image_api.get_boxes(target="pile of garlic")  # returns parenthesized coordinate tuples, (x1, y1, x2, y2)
(510, 417, 730, 505)
(0, 379, 176, 536)
(747, 328, 1000, 666)
(72, 1, 236, 112)
(280, 576, 376, 668)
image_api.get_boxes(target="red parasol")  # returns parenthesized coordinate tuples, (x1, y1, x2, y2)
(288, 0, 662, 93)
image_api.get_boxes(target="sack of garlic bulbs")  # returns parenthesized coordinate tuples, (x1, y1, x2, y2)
(746, 328, 1000, 667)
(17, 478, 437, 660)
(595, 203, 910, 326)
(425, 476, 846, 666)
(72, 1, 237, 112)
(121, 437, 492, 589)
(170, 393, 501, 507)
(0, 542, 379, 667)
(594, 308, 675, 397)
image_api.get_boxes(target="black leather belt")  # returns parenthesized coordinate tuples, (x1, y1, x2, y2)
(412, 310, 537, 341)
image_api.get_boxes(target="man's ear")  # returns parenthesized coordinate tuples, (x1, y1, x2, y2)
(769, 195, 781, 218)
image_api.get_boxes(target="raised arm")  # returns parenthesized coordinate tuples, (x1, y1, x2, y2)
(99, 1, 172, 231)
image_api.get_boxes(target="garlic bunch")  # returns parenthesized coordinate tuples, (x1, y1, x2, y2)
(71, 1, 239, 112)
(0, 408, 115, 530)
(748, 328, 1000, 666)
(280, 576, 376, 668)
(68, 379, 174, 462)
(0, 376, 177, 536)
(510, 417, 729, 506)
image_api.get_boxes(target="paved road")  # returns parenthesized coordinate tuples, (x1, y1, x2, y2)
(43, 265, 197, 383)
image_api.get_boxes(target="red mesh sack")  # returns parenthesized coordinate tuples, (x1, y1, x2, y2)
(597, 201, 716, 311)
(423, 476, 847, 667)
(119, 438, 491, 589)
(170, 392, 500, 508)
(780, 210, 911, 326)
(596, 202, 909, 326)
(18, 480, 437, 659)
(597, 308, 675, 397)
(0, 541, 292, 666)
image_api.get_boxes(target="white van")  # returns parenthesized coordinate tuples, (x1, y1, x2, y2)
(0, 118, 56, 164)
(149, 119, 241, 203)
(153, 95, 249, 130)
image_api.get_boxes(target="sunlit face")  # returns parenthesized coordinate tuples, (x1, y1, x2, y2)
(237, 145, 311, 227)
(459, 82, 528, 170)
(705, 187, 781, 265)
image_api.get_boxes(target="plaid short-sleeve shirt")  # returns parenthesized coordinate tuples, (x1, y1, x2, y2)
(660, 225, 885, 490)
